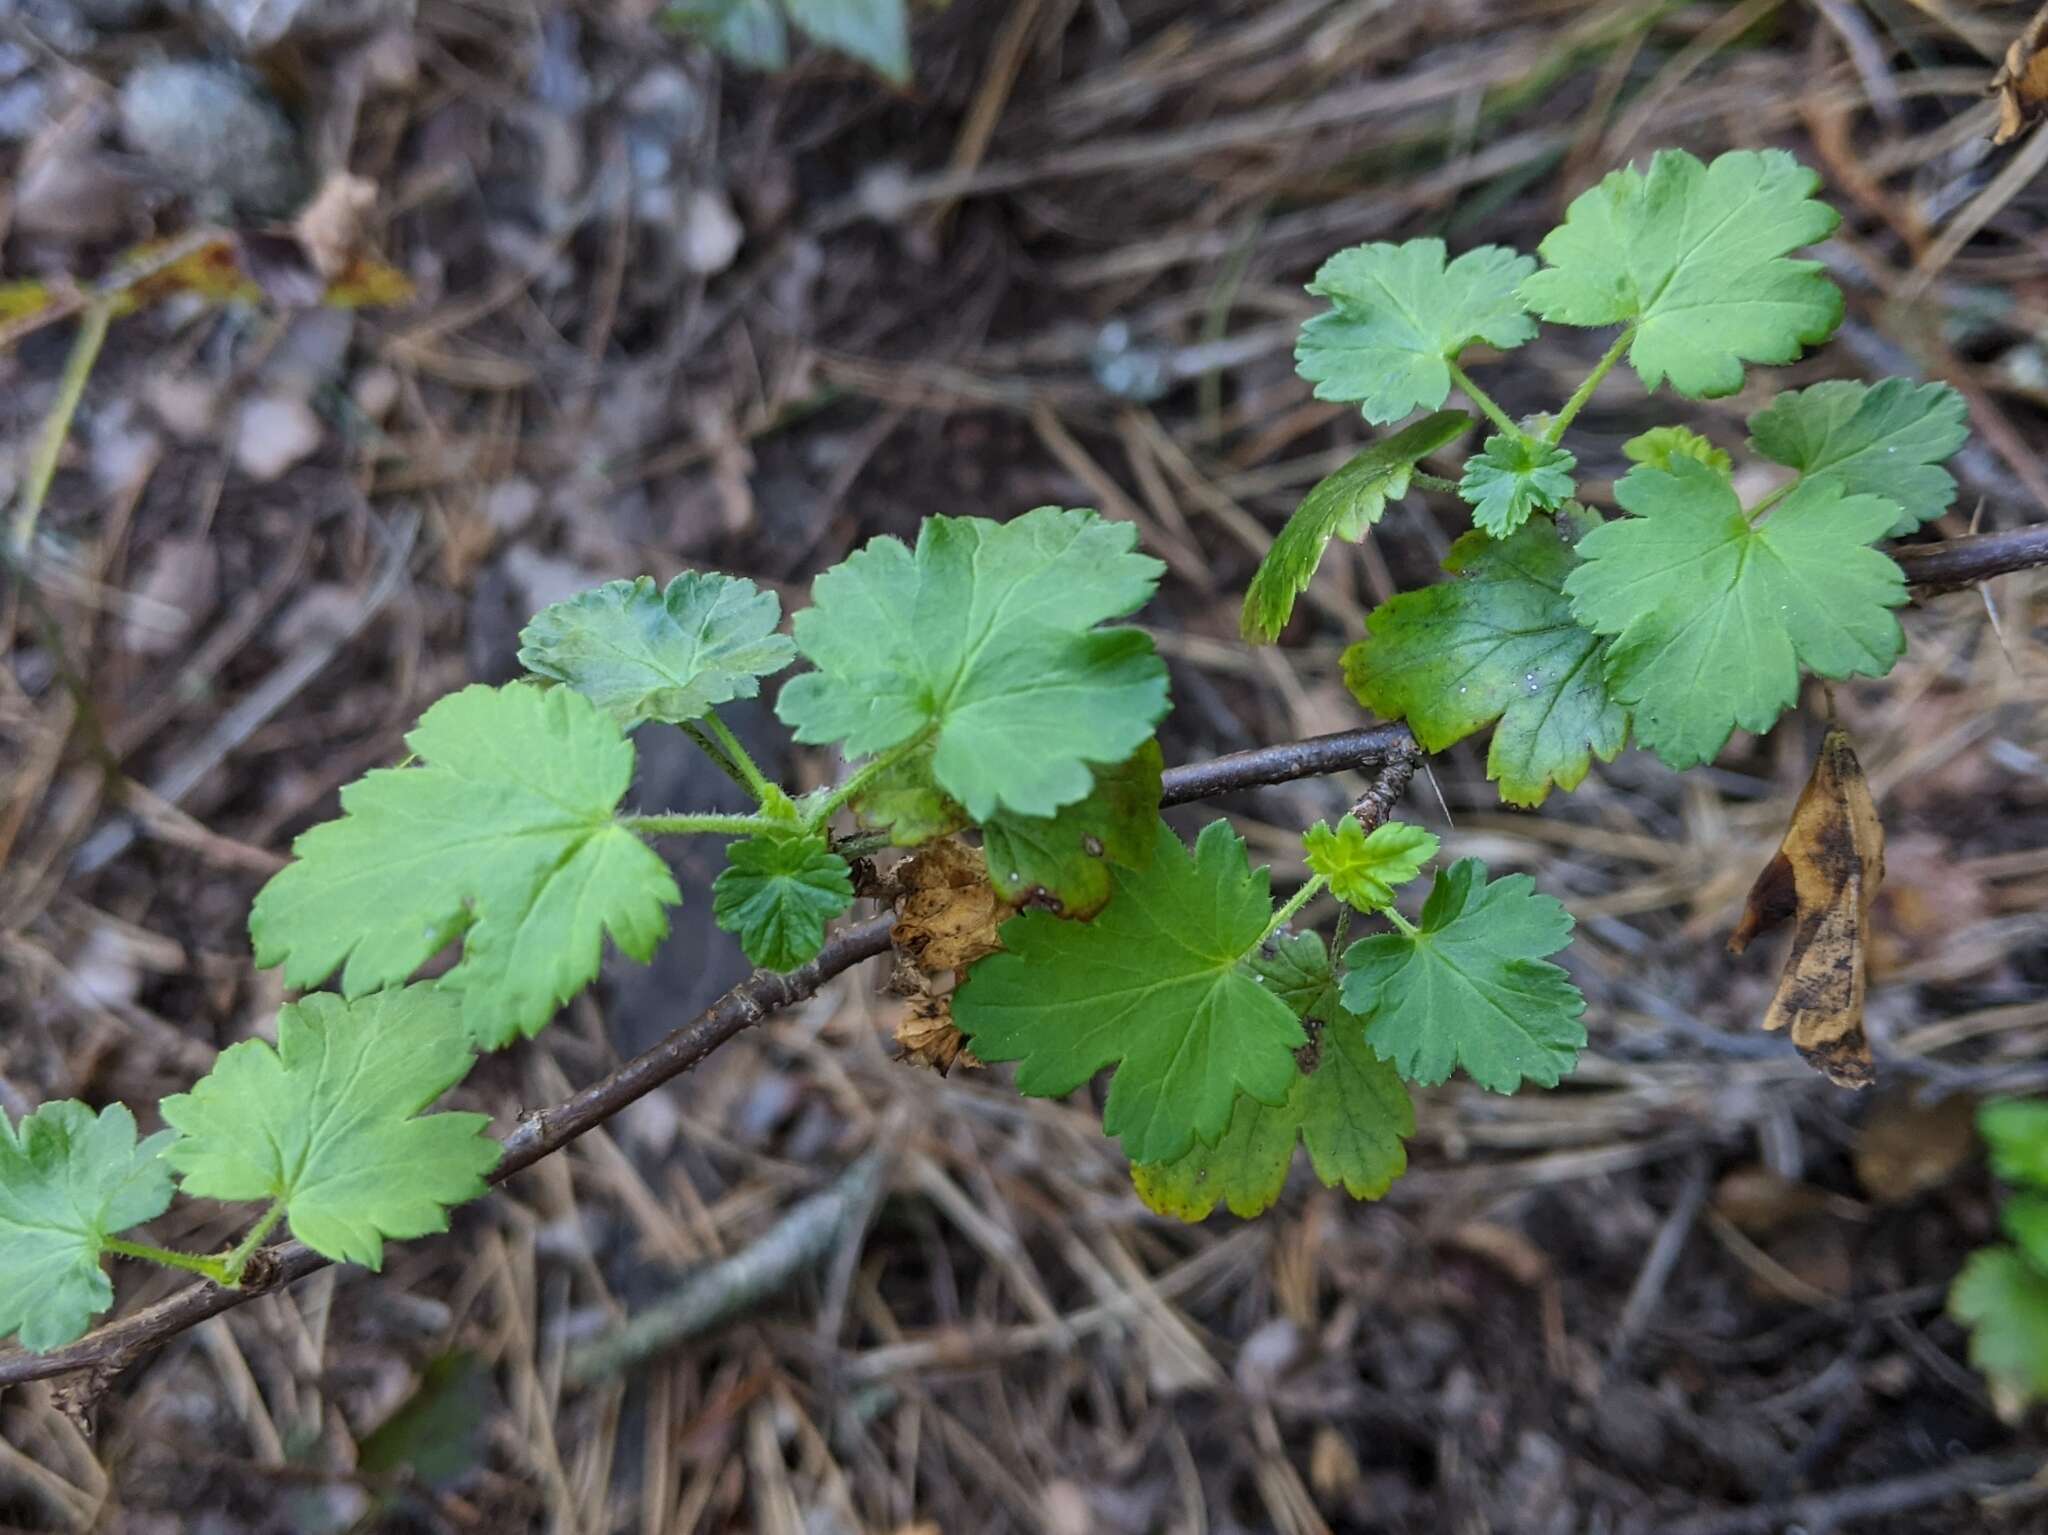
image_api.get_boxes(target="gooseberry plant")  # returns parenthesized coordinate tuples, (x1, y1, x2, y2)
(0, 146, 1976, 1361)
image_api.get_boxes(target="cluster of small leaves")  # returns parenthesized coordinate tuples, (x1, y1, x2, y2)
(666, 0, 911, 84)
(0, 992, 497, 1351)
(957, 812, 1585, 1216)
(1248, 147, 1969, 801)
(1950, 1100, 2048, 1408)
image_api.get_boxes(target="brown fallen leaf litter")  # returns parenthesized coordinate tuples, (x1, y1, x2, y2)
(4, 2, 2048, 1531)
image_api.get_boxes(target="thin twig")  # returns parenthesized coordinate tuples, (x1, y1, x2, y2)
(1892, 524, 2048, 589)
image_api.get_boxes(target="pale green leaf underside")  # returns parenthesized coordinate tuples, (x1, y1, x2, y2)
(1521, 147, 1842, 398)
(517, 571, 796, 727)
(1564, 459, 1906, 769)
(1342, 859, 1584, 1092)
(1950, 1246, 2048, 1403)
(953, 820, 1307, 1164)
(1240, 411, 1469, 643)
(1296, 241, 1537, 424)
(777, 508, 1169, 820)
(1132, 934, 1412, 1221)
(0, 1102, 175, 1352)
(1345, 513, 1627, 807)
(1302, 819, 1439, 914)
(710, 829, 854, 971)
(1747, 378, 1968, 535)
(1459, 433, 1578, 538)
(162, 990, 498, 1270)
(249, 684, 681, 1049)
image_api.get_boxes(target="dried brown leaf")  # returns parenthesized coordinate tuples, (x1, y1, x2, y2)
(894, 990, 979, 1076)
(1729, 727, 1883, 1090)
(1990, 4, 2048, 145)
(890, 839, 1016, 975)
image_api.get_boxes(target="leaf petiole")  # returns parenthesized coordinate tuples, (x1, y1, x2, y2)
(701, 712, 777, 803)
(1546, 327, 1635, 445)
(624, 811, 773, 838)
(1445, 362, 1525, 441)
(102, 1237, 237, 1286)
(1261, 874, 1328, 944)
(679, 721, 753, 794)
(215, 1199, 287, 1286)
(805, 729, 935, 832)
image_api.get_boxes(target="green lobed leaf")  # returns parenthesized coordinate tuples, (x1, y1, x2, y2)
(1341, 858, 1585, 1092)
(710, 828, 855, 970)
(784, 0, 910, 83)
(1295, 241, 1537, 424)
(0, 1102, 175, 1352)
(249, 684, 682, 1049)
(1564, 458, 1907, 769)
(1747, 378, 1969, 535)
(1982, 1100, 2048, 1189)
(1344, 512, 1627, 807)
(2006, 1195, 2048, 1273)
(517, 571, 797, 728)
(1241, 411, 1469, 643)
(1459, 433, 1578, 538)
(1622, 425, 1732, 478)
(777, 508, 1169, 820)
(1302, 819, 1439, 914)
(1132, 934, 1413, 1221)
(1950, 1246, 2048, 1404)
(981, 741, 1163, 918)
(1520, 148, 1842, 398)
(162, 990, 499, 1269)
(953, 820, 1307, 1164)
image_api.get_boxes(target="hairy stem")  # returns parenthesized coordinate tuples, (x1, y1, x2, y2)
(1545, 327, 1634, 445)
(216, 1201, 287, 1286)
(806, 731, 933, 830)
(1262, 874, 1328, 943)
(679, 721, 753, 795)
(624, 812, 770, 838)
(101, 1238, 234, 1285)
(702, 713, 776, 803)
(1445, 361, 1524, 440)
(1410, 470, 1461, 494)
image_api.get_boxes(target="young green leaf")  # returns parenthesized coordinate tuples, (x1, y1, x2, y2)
(1747, 378, 1969, 535)
(1565, 459, 1907, 769)
(0, 1102, 175, 1352)
(711, 828, 855, 970)
(1344, 513, 1627, 807)
(1132, 934, 1413, 1221)
(784, 0, 910, 84)
(1458, 433, 1578, 538)
(981, 741, 1163, 918)
(1981, 1099, 2048, 1188)
(517, 572, 797, 728)
(1623, 425, 1732, 478)
(1950, 1246, 2048, 1403)
(1240, 411, 1469, 643)
(1302, 819, 1439, 914)
(161, 990, 498, 1270)
(777, 508, 1169, 819)
(953, 820, 1307, 1163)
(1295, 240, 1537, 424)
(2006, 1196, 2048, 1272)
(1341, 858, 1585, 1092)
(1520, 148, 1842, 398)
(249, 684, 682, 1048)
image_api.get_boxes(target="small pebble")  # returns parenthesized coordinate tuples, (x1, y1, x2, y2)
(232, 395, 323, 481)
(118, 60, 307, 217)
